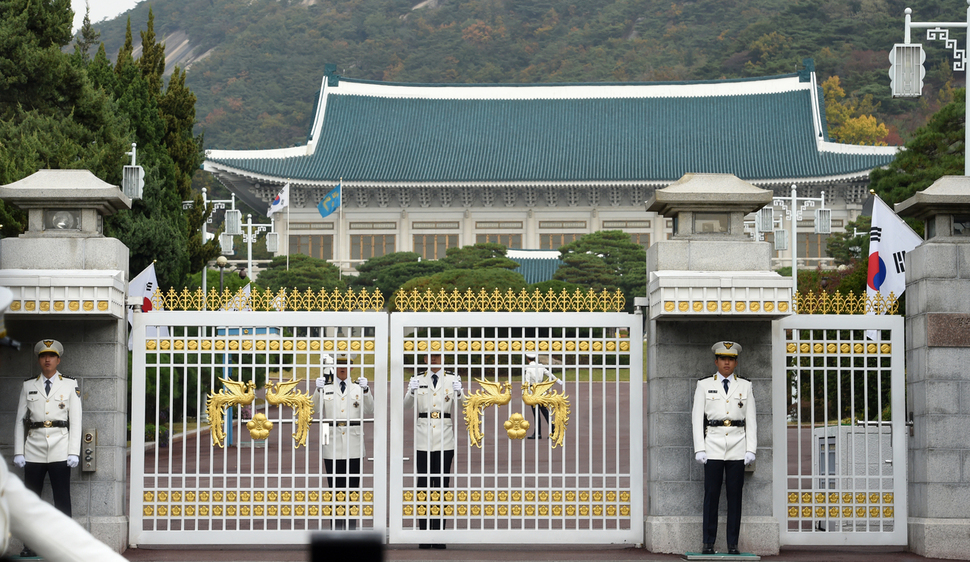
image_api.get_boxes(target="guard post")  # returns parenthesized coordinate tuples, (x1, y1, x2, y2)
(642, 173, 790, 555)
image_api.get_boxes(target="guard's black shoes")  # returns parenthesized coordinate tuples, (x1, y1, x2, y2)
(432, 544, 446, 549)
(728, 545, 740, 555)
(418, 544, 432, 549)
(702, 544, 715, 554)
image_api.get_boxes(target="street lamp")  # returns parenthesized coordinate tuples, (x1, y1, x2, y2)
(216, 255, 228, 295)
(758, 185, 830, 294)
(242, 214, 274, 282)
(182, 187, 238, 310)
(892, 3, 969, 174)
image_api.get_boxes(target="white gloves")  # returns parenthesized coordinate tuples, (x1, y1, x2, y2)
(695, 451, 708, 465)
(556, 378, 564, 386)
(744, 452, 756, 465)
(67, 455, 79, 468)
(315, 377, 327, 390)
(408, 378, 420, 393)
(357, 376, 368, 389)
(452, 380, 462, 392)
(13, 455, 25, 468)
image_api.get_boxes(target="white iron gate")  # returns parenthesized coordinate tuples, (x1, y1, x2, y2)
(389, 312, 643, 545)
(772, 314, 907, 546)
(129, 310, 389, 546)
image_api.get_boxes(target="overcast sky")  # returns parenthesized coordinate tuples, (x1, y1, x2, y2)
(72, 0, 140, 32)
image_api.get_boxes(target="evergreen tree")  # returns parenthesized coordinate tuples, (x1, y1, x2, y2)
(139, 9, 166, 94)
(393, 268, 528, 310)
(441, 242, 519, 270)
(255, 254, 346, 292)
(0, 0, 130, 236)
(554, 230, 646, 312)
(869, 89, 966, 204)
(102, 12, 216, 287)
(73, 3, 101, 61)
(353, 252, 425, 287)
(115, 18, 134, 75)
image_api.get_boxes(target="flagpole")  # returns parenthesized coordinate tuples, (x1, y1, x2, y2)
(201, 187, 208, 311)
(790, 184, 797, 294)
(286, 180, 291, 271)
(338, 177, 343, 280)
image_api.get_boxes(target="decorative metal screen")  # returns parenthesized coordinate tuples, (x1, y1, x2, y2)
(389, 311, 643, 545)
(130, 311, 388, 546)
(772, 314, 906, 546)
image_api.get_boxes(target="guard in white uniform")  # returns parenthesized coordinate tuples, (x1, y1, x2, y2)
(692, 341, 757, 555)
(0, 287, 125, 561)
(14, 339, 82, 557)
(523, 353, 563, 439)
(312, 356, 374, 530)
(404, 352, 464, 549)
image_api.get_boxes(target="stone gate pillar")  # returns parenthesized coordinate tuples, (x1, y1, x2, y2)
(641, 174, 790, 555)
(897, 177, 970, 560)
(0, 170, 131, 553)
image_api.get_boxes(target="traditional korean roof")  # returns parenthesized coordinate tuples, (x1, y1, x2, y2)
(204, 69, 897, 189)
(506, 249, 563, 284)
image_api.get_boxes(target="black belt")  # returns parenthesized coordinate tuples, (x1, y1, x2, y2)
(418, 412, 450, 419)
(706, 419, 744, 427)
(28, 420, 69, 429)
(333, 422, 362, 427)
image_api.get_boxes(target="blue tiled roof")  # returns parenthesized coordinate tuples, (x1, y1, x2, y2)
(207, 74, 896, 183)
(508, 254, 564, 284)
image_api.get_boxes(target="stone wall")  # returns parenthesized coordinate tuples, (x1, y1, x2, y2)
(644, 319, 778, 554)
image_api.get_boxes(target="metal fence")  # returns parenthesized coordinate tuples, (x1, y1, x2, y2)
(130, 311, 389, 546)
(772, 314, 907, 546)
(129, 307, 643, 546)
(389, 312, 644, 545)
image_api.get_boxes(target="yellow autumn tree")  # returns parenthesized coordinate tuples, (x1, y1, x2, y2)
(822, 76, 889, 145)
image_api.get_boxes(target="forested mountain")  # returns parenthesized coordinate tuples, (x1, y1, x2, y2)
(89, 0, 963, 151)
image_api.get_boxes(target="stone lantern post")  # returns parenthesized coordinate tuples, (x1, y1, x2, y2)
(0, 169, 131, 552)
(896, 175, 970, 560)
(642, 173, 790, 555)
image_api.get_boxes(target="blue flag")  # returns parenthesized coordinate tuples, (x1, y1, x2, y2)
(317, 184, 341, 219)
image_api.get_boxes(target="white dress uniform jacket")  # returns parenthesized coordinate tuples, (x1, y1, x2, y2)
(692, 374, 757, 461)
(14, 372, 82, 462)
(312, 380, 374, 460)
(403, 369, 465, 451)
(0, 454, 126, 561)
(523, 360, 554, 385)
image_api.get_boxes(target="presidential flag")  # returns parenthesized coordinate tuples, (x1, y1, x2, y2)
(317, 183, 341, 219)
(127, 263, 169, 349)
(867, 194, 922, 303)
(267, 184, 289, 217)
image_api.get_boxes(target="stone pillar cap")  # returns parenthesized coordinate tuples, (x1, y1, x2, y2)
(0, 169, 131, 215)
(646, 173, 772, 216)
(896, 175, 970, 220)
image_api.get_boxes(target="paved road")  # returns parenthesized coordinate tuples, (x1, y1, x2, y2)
(121, 544, 953, 562)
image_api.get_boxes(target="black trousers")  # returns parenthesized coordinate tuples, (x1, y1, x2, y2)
(416, 449, 454, 531)
(24, 461, 72, 517)
(324, 457, 361, 488)
(702, 459, 744, 546)
(324, 458, 361, 530)
(530, 405, 550, 436)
